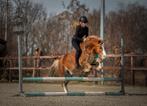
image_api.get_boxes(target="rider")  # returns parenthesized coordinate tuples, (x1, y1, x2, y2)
(72, 16, 89, 68)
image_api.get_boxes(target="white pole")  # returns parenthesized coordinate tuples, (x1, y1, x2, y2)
(100, 0, 105, 40)
(100, 0, 105, 85)
(15, 7, 24, 95)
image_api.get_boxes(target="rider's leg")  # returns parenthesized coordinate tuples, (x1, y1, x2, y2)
(75, 46, 82, 67)
(72, 39, 82, 68)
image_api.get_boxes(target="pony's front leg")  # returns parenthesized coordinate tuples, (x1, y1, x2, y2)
(96, 62, 103, 70)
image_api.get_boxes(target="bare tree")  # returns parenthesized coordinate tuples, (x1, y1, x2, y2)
(105, 3, 147, 53)
(13, 0, 47, 55)
(88, 9, 100, 35)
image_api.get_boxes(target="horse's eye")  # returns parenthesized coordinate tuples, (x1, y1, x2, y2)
(98, 40, 103, 45)
(98, 40, 101, 44)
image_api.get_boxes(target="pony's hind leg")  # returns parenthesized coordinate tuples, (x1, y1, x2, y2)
(62, 70, 72, 93)
(63, 81, 69, 93)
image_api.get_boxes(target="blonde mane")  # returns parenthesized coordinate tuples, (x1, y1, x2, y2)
(80, 35, 102, 50)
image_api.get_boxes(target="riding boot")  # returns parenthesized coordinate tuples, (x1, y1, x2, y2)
(75, 52, 82, 69)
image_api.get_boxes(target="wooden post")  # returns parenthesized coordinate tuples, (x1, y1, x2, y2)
(145, 75, 147, 86)
(94, 69, 98, 84)
(18, 35, 23, 94)
(8, 60, 12, 82)
(120, 34, 125, 94)
(32, 57, 36, 77)
(130, 56, 135, 85)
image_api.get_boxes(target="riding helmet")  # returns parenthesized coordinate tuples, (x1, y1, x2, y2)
(79, 16, 88, 23)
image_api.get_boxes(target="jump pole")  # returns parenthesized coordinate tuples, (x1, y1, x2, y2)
(24, 91, 123, 96)
(23, 77, 120, 82)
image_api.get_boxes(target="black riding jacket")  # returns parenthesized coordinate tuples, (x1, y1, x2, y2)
(73, 25, 89, 42)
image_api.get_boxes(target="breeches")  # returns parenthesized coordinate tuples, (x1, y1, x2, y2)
(72, 39, 82, 65)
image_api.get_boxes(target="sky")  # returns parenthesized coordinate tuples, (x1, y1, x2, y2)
(31, 0, 147, 16)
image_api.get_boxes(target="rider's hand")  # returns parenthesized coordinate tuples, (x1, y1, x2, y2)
(83, 38, 86, 42)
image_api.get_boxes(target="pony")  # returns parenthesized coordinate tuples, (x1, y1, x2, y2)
(48, 35, 107, 92)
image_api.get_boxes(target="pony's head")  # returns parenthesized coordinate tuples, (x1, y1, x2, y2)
(82, 35, 107, 64)
(92, 39, 106, 63)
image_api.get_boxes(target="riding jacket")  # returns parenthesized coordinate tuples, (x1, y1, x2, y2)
(72, 25, 89, 42)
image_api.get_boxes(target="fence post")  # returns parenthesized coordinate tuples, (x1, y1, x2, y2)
(120, 34, 125, 94)
(18, 35, 23, 94)
(130, 56, 134, 85)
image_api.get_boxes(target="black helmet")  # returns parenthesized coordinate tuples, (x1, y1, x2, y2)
(79, 16, 88, 23)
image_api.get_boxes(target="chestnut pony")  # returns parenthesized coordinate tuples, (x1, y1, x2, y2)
(49, 35, 106, 92)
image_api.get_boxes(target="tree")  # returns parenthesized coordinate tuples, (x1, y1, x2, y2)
(13, 0, 47, 55)
(88, 9, 100, 35)
(105, 3, 147, 53)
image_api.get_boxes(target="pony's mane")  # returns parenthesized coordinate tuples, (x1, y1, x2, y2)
(83, 35, 102, 46)
(72, 35, 102, 52)
(86, 35, 100, 40)
(78, 35, 102, 53)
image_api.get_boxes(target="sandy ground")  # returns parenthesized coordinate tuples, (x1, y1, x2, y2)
(0, 82, 147, 106)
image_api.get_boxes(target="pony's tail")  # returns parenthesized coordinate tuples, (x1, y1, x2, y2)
(48, 59, 59, 77)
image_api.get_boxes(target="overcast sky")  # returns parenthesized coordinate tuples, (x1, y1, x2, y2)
(31, 0, 147, 16)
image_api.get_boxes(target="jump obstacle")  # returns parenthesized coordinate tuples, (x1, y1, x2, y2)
(18, 35, 125, 96)
(22, 76, 124, 96)
(22, 77, 124, 96)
